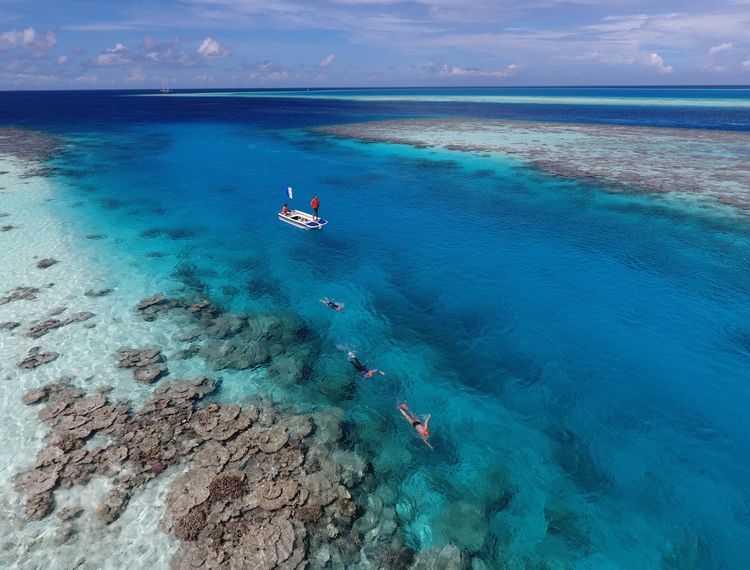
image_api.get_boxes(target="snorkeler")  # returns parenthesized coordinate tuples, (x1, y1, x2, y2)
(320, 297, 344, 312)
(348, 351, 385, 380)
(397, 403, 433, 449)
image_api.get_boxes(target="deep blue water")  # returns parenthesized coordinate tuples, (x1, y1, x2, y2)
(3, 86, 750, 131)
(3, 88, 750, 568)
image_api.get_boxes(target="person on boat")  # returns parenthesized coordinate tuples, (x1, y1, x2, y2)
(397, 403, 433, 449)
(281, 204, 290, 215)
(311, 195, 320, 221)
(320, 297, 343, 311)
(348, 351, 385, 379)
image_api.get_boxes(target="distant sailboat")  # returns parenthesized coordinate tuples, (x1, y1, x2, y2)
(160, 78, 172, 94)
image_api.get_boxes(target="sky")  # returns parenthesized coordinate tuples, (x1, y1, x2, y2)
(1, 0, 750, 89)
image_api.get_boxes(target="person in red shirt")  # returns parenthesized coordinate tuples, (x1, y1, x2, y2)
(311, 195, 320, 221)
(281, 204, 289, 215)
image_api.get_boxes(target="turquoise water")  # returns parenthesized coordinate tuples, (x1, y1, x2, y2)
(7, 88, 750, 567)
(169, 88, 750, 109)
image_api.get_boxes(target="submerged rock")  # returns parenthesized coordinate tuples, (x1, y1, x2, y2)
(116, 347, 169, 383)
(0, 286, 40, 305)
(22, 387, 49, 405)
(136, 293, 167, 310)
(25, 492, 55, 520)
(172, 345, 200, 360)
(56, 505, 83, 521)
(36, 258, 59, 269)
(133, 363, 168, 384)
(17, 347, 59, 369)
(117, 347, 163, 368)
(135, 293, 186, 321)
(84, 288, 113, 297)
(26, 312, 95, 338)
(0, 321, 20, 330)
(96, 486, 132, 525)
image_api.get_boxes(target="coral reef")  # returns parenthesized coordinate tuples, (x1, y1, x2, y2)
(320, 118, 750, 212)
(10, 293, 437, 568)
(36, 258, 58, 269)
(26, 311, 95, 338)
(116, 347, 169, 384)
(84, 288, 113, 297)
(15, 372, 409, 569)
(17, 346, 59, 369)
(0, 127, 62, 163)
(0, 286, 41, 305)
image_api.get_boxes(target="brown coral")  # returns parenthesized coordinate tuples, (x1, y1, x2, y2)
(208, 470, 246, 501)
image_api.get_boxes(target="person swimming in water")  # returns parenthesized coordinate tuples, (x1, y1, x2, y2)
(348, 351, 385, 379)
(320, 297, 343, 311)
(397, 403, 433, 449)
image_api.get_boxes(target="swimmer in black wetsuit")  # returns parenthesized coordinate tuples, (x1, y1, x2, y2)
(348, 351, 385, 380)
(320, 297, 343, 311)
(349, 353, 367, 372)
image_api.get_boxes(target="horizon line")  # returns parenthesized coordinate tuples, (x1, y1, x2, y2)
(2, 84, 750, 93)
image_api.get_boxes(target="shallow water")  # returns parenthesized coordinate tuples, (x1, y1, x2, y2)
(3, 89, 750, 568)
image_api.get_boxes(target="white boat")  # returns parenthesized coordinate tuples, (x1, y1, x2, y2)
(278, 209, 328, 230)
(160, 78, 172, 94)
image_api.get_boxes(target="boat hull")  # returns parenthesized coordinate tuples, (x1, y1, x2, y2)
(278, 209, 327, 230)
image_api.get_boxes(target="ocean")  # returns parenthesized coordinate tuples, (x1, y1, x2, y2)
(1, 87, 749, 568)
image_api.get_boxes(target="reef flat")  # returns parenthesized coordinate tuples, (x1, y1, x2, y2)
(149, 91, 750, 109)
(318, 118, 750, 213)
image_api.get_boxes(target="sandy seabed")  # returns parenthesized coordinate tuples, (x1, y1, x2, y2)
(0, 153, 190, 569)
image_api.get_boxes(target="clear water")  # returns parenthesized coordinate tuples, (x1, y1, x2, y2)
(3, 88, 750, 568)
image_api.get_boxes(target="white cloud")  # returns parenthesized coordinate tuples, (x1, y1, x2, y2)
(197, 37, 229, 58)
(57, 55, 68, 65)
(703, 42, 735, 72)
(73, 73, 98, 84)
(0, 27, 56, 53)
(89, 37, 201, 67)
(431, 62, 518, 78)
(268, 70, 289, 81)
(564, 51, 636, 65)
(707, 42, 733, 56)
(93, 43, 132, 66)
(139, 37, 194, 65)
(645, 52, 673, 74)
(742, 58, 750, 70)
(319, 53, 335, 67)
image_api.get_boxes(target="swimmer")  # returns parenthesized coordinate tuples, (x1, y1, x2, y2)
(348, 351, 385, 380)
(397, 403, 433, 449)
(320, 297, 344, 312)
